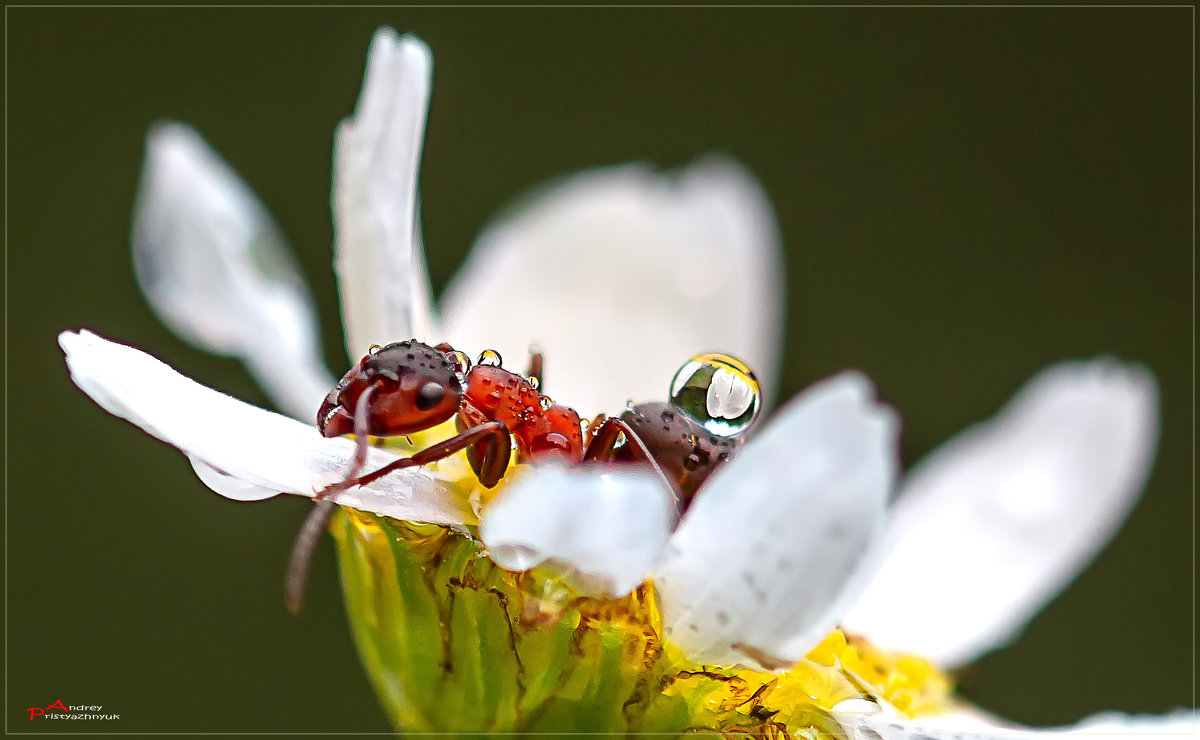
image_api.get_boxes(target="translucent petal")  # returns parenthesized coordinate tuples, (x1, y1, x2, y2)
(191, 458, 279, 502)
(133, 123, 334, 421)
(333, 28, 439, 360)
(654, 372, 898, 669)
(842, 359, 1159, 668)
(59, 329, 470, 526)
(833, 708, 1197, 740)
(440, 157, 784, 418)
(480, 464, 677, 598)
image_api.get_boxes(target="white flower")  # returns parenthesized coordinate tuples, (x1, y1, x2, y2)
(60, 27, 1192, 739)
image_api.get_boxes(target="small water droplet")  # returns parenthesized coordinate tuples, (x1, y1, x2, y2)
(539, 396, 553, 410)
(368, 344, 382, 355)
(449, 349, 471, 375)
(478, 349, 503, 367)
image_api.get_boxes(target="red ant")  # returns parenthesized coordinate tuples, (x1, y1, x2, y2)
(285, 341, 761, 613)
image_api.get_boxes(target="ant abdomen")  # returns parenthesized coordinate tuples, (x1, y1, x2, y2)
(619, 401, 739, 502)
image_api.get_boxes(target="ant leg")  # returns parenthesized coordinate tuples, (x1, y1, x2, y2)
(525, 344, 544, 389)
(285, 384, 378, 615)
(352, 420, 512, 489)
(584, 417, 682, 513)
(585, 413, 607, 440)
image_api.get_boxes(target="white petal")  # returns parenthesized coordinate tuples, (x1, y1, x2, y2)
(842, 359, 1158, 668)
(834, 709, 1197, 740)
(60, 330, 470, 526)
(333, 28, 439, 359)
(1066, 711, 1197, 738)
(440, 157, 784, 417)
(133, 123, 334, 421)
(480, 464, 676, 598)
(653, 372, 897, 669)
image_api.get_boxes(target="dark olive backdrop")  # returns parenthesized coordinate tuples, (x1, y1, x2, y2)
(7, 7, 1192, 734)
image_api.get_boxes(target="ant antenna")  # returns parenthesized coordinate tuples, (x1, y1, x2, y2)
(285, 499, 337, 615)
(285, 383, 380, 615)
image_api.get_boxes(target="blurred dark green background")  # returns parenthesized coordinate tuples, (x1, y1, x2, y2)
(8, 7, 1192, 733)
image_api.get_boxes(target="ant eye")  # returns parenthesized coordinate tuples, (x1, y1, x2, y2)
(669, 353, 761, 437)
(415, 381, 446, 411)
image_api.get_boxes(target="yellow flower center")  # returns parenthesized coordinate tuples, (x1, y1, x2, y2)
(332, 490, 952, 736)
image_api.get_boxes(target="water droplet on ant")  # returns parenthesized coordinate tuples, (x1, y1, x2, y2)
(528, 376, 540, 390)
(455, 350, 472, 372)
(368, 344, 382, 355)
(478, 349, 503, 367)
(539, 396, 554, 410)
(668, 353, 762, 437)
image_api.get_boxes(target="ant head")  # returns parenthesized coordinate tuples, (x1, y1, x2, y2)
(668, 353, 762, 438)
(318, 340, 463, 438)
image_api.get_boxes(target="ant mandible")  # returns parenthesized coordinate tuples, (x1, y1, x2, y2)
(285, 341, 761, 613)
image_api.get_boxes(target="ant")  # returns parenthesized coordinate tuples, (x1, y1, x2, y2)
(285, 341, 761, 613)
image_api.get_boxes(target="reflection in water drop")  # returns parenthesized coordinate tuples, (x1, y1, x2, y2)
(668, 353, 761, 436)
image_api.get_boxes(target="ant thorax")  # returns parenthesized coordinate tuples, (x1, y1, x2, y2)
(461, 364, 584, 461)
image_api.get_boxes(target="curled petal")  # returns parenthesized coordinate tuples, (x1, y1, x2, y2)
(334, 28, 438, 360)
(59, 329, 470, 526)
(1065, 711, 1197, 738)
(133, 123, 334, 421)
(654, 372, 897, 669)
(440, 158, 784, 417)
(842, 359, 1159, 667)
(833, 709, 1197, 740)
(480, 464, 677, 598)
